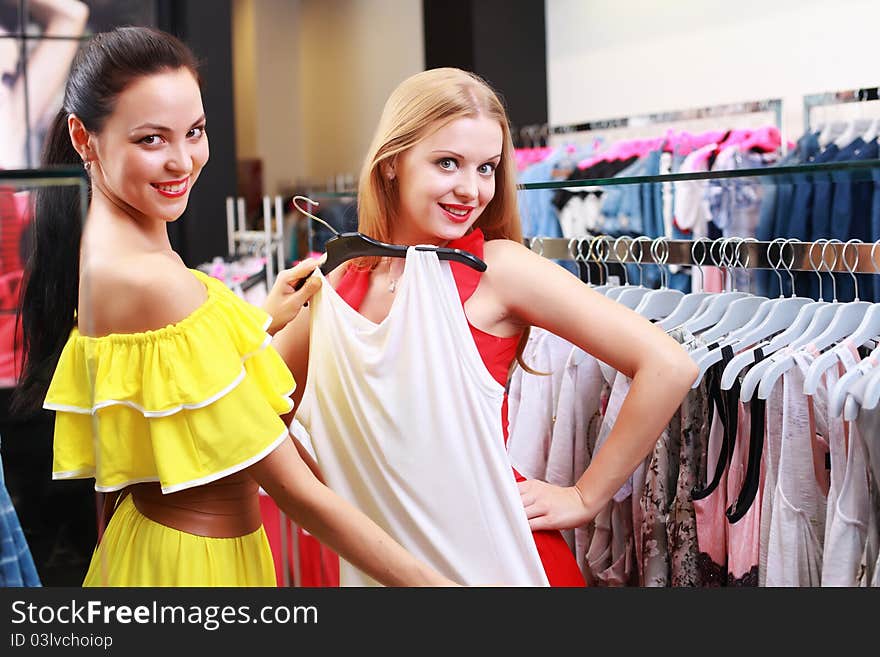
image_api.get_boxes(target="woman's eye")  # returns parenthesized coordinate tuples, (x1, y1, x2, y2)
(438, 158, 457, 171)
(478, 163, 496, 175)
(188, 126, 205, 139)
(140, 135, 161, 145)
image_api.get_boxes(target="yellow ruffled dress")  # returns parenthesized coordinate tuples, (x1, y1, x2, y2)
(44, 270, 295, 586)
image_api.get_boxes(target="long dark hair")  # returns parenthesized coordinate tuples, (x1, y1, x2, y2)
(12, 27, 200, 415)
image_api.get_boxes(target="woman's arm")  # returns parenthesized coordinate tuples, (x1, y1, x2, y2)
(248, 438, 457, 586)
(484, 239, 698, 530)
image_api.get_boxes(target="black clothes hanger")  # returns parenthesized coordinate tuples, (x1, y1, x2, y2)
(726, 347, 770, 523)
(291, 196, 486, 290)
(692, 346, 738, 501)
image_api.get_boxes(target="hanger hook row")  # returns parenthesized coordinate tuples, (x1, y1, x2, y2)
(768, 237, 786, 296)
(843, 238, 862, 300)
(822, 239, 841, 302)
(782, 238, 799, 296)
(809, 239, 825, 300)
(530, 235, 545, 257)
(568, 237, 580, 262)
(738, 236, 756, 269)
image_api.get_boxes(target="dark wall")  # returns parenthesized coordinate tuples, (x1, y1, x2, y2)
(423, 0, 547, 132)
(158, 0, 236, 267)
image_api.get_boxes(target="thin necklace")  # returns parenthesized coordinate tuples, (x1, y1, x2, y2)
(385, 257, 404, 293)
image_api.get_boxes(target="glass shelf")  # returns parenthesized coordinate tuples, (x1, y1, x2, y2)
(305, 158, 880, 199)
(518, 158, 880, 191)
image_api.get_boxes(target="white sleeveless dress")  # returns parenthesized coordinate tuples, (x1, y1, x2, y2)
(291, 248, 548, 586)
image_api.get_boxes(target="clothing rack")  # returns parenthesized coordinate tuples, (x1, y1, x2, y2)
(545, 98, 784, 138)
(524, 236, 880, 275)
(225, 195, 286, 287)
(803, 86, 880, 134)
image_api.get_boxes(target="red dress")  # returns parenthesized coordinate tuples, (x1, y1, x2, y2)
(335, 229, 585, 586)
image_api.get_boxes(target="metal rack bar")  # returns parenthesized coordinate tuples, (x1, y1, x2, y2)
(549, 98, 784, 136)
(524, 237, 880, 274)
(803, 86, 879, 134)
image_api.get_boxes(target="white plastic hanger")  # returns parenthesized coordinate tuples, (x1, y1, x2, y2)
(632, 237, 684, 320)
(849, 354, 880, 414)
(752, 239, 847, 400)
(832, 118, 857, 148)
(862, 116, 880, 143)
(566, 236, 596, 289)
(802, 240, 872, 395)
(680, 237, 750, 334)
(657, 238, 714, 330)
(829, 352, 880, 418)
(721, 239, 814, 390)
(818, 120, 847, 148)
(823, 242, 880, 415)
(615, 238, 653, 308)
(606, 236, 640, 301)
(589, 235, 617, 296)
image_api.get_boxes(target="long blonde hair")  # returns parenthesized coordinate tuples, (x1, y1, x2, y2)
(357, 67, 537, 375)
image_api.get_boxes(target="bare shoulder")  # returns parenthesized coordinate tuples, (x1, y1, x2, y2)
(481, 237, 567, 287)
(79, 253, 207, 336)
(481, 237, 535, 276)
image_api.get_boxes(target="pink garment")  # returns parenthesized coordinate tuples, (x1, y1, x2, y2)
(697, 267, 725, 294)
(725, 400, 761, 585)
(693, 405, 728, 586)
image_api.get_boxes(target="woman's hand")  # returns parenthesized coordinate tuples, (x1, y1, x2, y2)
(262, 257, 323, 335)
(518, 478, 593, 531)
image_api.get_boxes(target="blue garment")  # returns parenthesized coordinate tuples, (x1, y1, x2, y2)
(600, 155, 647, 236)
(518, 146, 591, 277)
(518, 146, 593, 238)
(628, 148, 664, 288)
(812, 138, 864, 241)
(517, 151, 564, 238)
(828, 138, 878, 302)
(807, 138, 861, 300)
(785, 138, 836, 297)
(0, 444, 41, 587)
(640, 148, 664, 238)
(872, 165, 880, 301)
(755, 133, 818, 297)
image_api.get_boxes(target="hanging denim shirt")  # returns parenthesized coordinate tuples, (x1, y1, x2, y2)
(755, 132, 818, 297)
(640, 147, 664, 239)
(599, 155, 647, 236)
(828, 137, 878, 302)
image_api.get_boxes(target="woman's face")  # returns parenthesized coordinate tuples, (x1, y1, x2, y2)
(89, 67, 209, 223)
(391, 114, 502, 245)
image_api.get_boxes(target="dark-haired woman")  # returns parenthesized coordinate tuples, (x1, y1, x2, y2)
(15, 26, 457, 587)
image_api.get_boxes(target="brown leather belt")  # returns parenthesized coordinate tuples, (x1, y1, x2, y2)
(128, 475, 263, 539)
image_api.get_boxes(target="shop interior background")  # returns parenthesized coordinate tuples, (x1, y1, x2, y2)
(2, 0, 879, 585)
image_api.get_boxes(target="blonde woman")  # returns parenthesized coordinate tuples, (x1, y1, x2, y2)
(275, 68, 698, 586)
